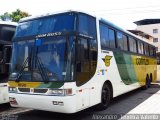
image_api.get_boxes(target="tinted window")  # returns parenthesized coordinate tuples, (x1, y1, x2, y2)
(100, 23, 115, 49)
(76, 38, 97, 86)
(100, 24, 109, 48)
(76, 38, 90, 86)
(0, 25, 16, 41)
(117, 32, 123, 49)
(138, 41, 144, 54)
(123, 35, 128, 51)
(79, 14, 96, 38)
(117, 32, 128, 51)
(15, 13, 76, 37)
(149, 46, 155, 57)
(129, 37, 137, 53)
(108, 29, 115, 48)
(144, 44, 149, 56)
(90, 39, 98, 78)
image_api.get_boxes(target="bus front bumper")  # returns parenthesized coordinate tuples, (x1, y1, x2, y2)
(9, 93, 77, 113)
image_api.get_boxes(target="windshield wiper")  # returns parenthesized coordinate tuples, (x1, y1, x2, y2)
(15, 47, 33, 82)
(15, 56, 49, 83)
(15, 57, 29, 82)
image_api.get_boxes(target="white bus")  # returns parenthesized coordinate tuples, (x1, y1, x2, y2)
(8, 10, 157, 113)
(0, 21, 17, 104)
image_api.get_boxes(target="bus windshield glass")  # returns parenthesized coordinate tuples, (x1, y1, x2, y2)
(0, 25, 16, 42)
(10, 36, 75, 82)
(15, 13, 76, 37)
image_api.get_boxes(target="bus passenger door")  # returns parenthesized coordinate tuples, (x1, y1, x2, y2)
(76, 38, 90, 110)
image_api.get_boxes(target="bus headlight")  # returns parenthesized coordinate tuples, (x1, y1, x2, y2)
(49, 89, 65, 96)
(49, 89, 72, 96)
(9, 87, 17, 93)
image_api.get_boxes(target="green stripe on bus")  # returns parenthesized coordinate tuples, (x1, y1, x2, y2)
(114, 52, 137, 85)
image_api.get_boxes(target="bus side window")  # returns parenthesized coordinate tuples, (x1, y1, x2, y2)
(78, 14, 97, 39)
(108, 29, 116, 48)
(149, 46, 154, 57)
(90, 39, 98, 78)
(123, 35, 128, 51)
(144, 44, 149, 56)
(117, 32, 123, 50)
(117, 32, 128, 51)
(100, 24, 109, 49)
(129, 37, 137, 53)
(154, 47, 157, 57)
(99, 23, 116, 49)
(138, 41, 144, 54)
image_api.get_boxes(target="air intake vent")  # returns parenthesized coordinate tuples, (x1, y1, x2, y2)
(34, 88, 48, 93)
(18, 88, 30, 92)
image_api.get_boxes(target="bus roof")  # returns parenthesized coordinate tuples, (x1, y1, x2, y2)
(19, 10, 96, 22)
(0, 21, 17, 26)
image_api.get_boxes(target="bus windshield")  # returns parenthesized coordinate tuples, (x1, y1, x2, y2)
(15, 13, 76, 37)
(0, 25, 16, 42)
(10, 36, 75, 82)
(0, 23, 16, 81)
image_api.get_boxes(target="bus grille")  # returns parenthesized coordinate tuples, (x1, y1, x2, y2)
(33, 88, 48, 93)
(18, 88, 30, 92)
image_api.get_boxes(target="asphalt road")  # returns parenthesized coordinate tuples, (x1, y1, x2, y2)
(0, 83, 160, 120)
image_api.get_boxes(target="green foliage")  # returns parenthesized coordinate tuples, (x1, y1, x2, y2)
(11, 9, 30, 22)
(0, 9, 30, 22)
(0, 12, 11, 21)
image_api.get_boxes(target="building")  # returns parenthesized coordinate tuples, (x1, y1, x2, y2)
(133, 19, 160, 64)
(128, 29, 154, 43)
(134, 19, 160, 53)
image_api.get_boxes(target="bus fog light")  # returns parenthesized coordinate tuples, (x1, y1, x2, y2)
(49, 89, 72, 96)
(49, 89, 64, 96)
(51, 90, 58, 94)
(57, 90, 64, 94)
(9, 87, 17, 93)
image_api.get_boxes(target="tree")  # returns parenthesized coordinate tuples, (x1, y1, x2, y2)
(0, 12, 11, 21)
(0, 9, 30, 22)
(10, 9, 30, 22)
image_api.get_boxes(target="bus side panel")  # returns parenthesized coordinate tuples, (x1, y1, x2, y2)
(132, 55, 157, 85)
(98, 51, 140, 98)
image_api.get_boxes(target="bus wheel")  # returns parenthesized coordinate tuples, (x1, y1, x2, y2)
(96, 83, 111, 110)
(142, 74, 150, 90)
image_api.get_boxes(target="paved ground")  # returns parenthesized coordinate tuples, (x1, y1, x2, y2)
(128, 84, 160, 114)
(0, 83, 160, 120)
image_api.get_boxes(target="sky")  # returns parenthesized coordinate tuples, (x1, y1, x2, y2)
(1, 0, 160, 29)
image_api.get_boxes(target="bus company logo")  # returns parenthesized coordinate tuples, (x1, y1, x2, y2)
(136, 58, 149, 65)
(102, 55, 112, 67)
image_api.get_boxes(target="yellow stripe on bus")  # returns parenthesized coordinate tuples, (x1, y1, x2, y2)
(8, 81, 41, 88)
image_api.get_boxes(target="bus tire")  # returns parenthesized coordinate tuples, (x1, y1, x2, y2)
(142, 74, 150, 90)
(96, 83, 111, 110)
